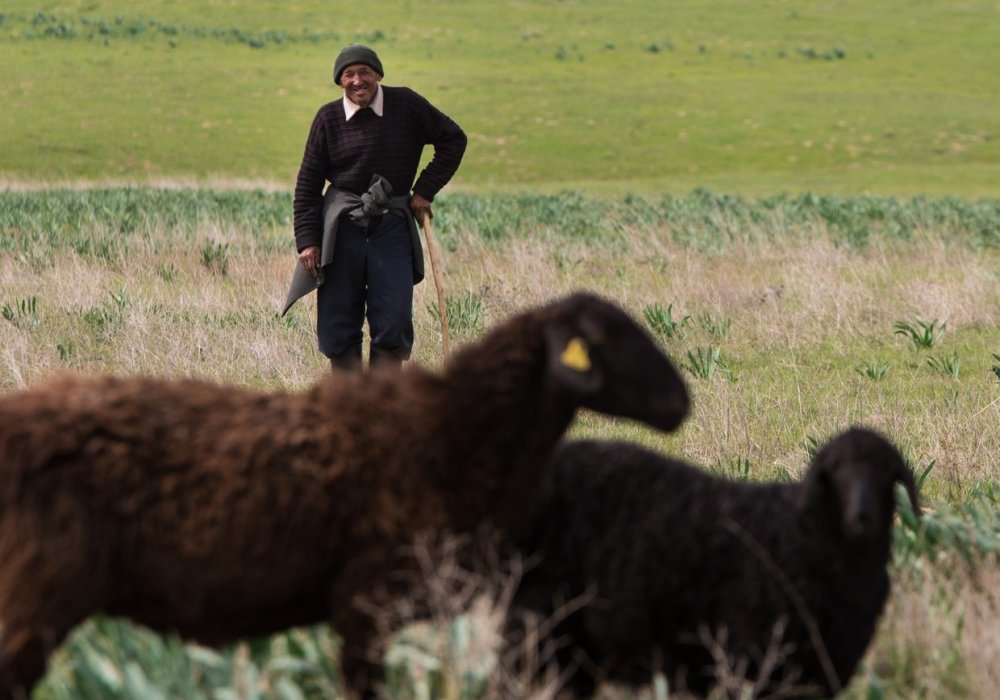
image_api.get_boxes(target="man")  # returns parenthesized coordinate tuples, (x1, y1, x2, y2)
(288, 44, 467, 371)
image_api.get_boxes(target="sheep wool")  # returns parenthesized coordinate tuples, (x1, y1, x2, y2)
(0, 290, 689, 700)
(502, 428, 918, 699)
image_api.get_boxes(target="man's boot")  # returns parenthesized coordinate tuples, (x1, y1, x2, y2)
(330, 344, 363, 373)
(369, 347, 403, 372)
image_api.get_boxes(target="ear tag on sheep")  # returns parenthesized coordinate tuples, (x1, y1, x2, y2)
(560, 337, 592, 373)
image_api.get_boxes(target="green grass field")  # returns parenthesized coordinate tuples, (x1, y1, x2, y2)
(1, 0, 998, 195)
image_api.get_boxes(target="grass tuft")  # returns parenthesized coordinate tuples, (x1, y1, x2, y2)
(642, 302, 689, 340)
(926, 352, 960, 379)
(2, 296, 39, 329)
(894, 318, 946, 350)
(683, 345, 730, 381)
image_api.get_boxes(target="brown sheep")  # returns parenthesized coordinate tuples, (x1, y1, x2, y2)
(0, 290, 690, 700)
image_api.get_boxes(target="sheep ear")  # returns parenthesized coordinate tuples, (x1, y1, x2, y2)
(892, 460, 920, 518)
(801, 460, 864, 537)
(800, 448, 845, 519)
(799, 458, 832, 512)
(544, 326, 603, 397)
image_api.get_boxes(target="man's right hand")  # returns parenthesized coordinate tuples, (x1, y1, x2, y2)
(410, 193, 433, 225)
(299, 245, 320, 277)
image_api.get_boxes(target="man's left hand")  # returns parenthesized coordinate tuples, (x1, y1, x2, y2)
(410, 193, 432, 224)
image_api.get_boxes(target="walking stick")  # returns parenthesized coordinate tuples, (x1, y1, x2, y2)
(420, 213, 451, 358)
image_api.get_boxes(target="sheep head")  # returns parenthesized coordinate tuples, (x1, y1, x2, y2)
(801, 427, 919, 542)
(542, 291, 690, 433)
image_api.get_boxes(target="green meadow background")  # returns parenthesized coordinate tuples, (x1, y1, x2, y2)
(1, 1, 999, 699)
(1, 0, 997, 194)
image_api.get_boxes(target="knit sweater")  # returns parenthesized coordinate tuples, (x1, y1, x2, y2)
(293, 86, 467, 252)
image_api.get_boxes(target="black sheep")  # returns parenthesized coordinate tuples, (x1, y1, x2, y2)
(502, 428, 918, 698)
(0, 291, 689, 700)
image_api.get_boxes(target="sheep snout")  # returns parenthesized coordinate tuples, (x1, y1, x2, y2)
(842, 482, 878, 538)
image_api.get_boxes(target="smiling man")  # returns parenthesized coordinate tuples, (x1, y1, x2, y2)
(291, 44, 467, 371)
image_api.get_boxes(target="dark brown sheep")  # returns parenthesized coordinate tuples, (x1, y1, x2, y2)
(0, 290, 689, 700)
(502, 427, 918, 699)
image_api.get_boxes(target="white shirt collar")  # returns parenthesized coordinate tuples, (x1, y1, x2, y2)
(343, 84, 384, 121)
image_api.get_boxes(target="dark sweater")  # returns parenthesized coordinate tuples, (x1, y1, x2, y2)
(293, 86, 467, 251)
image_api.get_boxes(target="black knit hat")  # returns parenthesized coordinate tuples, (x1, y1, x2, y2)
(333, 44, 384, 85)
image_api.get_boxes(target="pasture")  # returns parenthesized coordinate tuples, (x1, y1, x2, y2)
(0, 0, 998, 195)
(1, 189, 998, 698)
(1, 0, 999, 697)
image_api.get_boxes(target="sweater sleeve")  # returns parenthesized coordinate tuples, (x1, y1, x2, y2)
(409, 92, 468, 202)
(292, 108, 329, 252)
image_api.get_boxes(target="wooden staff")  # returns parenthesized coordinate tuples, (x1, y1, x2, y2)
(420, 213, 451, 358)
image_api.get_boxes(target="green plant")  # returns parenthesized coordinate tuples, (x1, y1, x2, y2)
(683, 346, 729, 380)
(855, 361, 889, 380)
(201, 241, 230, 276)
(913, 458, 936, 494)
(803, 433, 822, 459)
(83, 287, 128, 336)
(769, 464, 794, 483)
(2, 296, 39, 329)
(894, 318, 946, 350)
(926, 351, 960, 378)
(44, 620, 345, 700)
(56, 340, 75, 362)
(428, 291, 484, 336)
(894, 482, 1000, 566)
(695, 311, 731, 340)
(712, 456, 752, 481)
(990, 352, 1000, 383)
(156, 261, 179, 281)
(642, 303, 690, 340)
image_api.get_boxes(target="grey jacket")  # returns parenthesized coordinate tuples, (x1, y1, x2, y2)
(281, 177, 424, 316)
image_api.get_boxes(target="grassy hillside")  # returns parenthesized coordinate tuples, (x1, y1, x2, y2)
(1, 0, 997, 195)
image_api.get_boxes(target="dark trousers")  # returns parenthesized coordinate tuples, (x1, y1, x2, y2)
(316, 212, 414, 361)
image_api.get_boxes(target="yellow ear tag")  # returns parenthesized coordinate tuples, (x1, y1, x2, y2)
(560, 337, 592, 372)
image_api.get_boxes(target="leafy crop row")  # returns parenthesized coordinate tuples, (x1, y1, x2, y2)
(2, 189, 996, 257)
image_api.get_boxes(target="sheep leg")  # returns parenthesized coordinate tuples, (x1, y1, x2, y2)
(0, 630, 49, 700)
(0, 582, 92, 700)
(330, 582, 384, 700)
(335, 616, 383, 700)
(500, 603, 597, 699)
(0, 505, 106, 700)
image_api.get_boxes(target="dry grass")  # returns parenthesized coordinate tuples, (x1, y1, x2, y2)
(866, 563, 1000, 698)
(3, 216, 998, 476)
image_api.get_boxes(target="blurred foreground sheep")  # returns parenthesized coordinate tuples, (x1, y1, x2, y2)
(0, 291, 689, 700)
(502, 428, 918, 699)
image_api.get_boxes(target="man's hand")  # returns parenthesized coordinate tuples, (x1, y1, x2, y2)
(410, 193, 433, 225)
(299, 245, 320, 278)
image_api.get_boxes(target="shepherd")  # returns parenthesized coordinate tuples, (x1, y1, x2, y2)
(285, 44, 467, 371)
